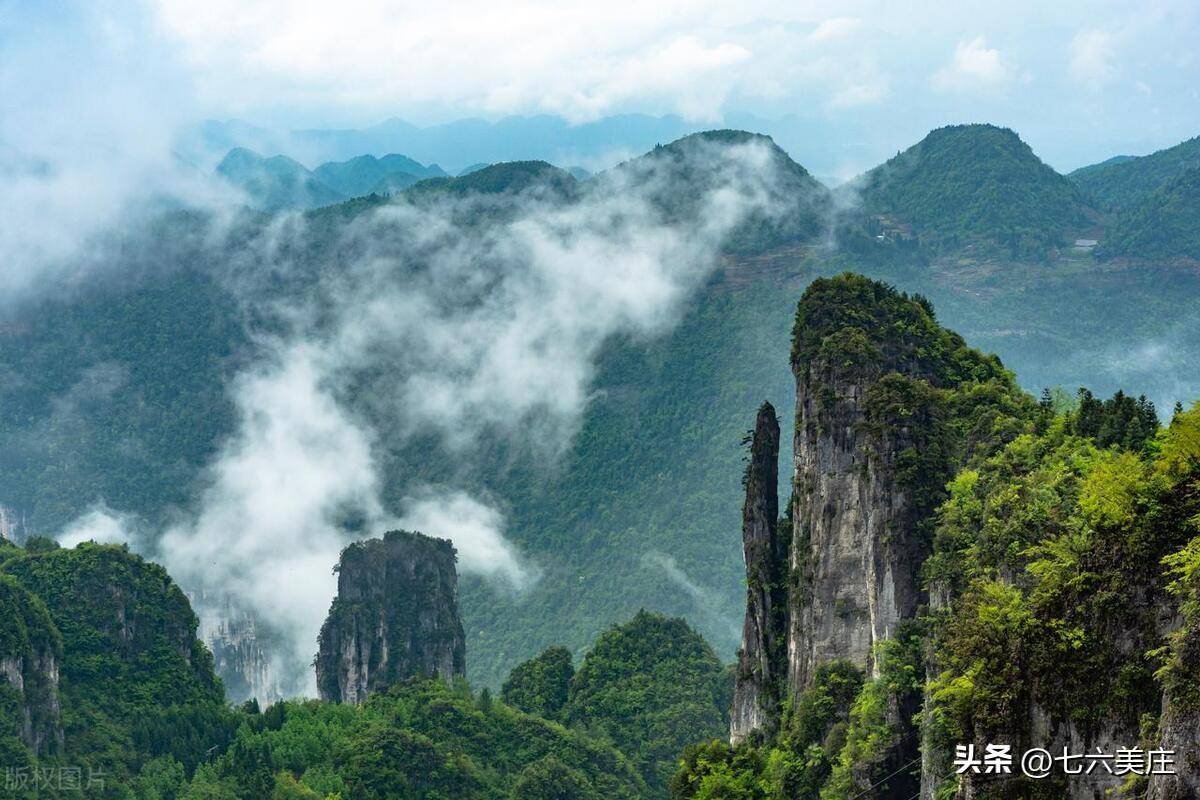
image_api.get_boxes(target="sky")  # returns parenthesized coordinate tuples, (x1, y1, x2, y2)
(2, 1, 1199, 174)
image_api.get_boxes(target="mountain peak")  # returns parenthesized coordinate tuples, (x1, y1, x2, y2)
(858, 123, 1088, 255)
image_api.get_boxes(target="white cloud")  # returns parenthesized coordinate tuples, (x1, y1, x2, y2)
(932, 36, 1012, 92)
(809, 17, 861, 42)
(397, 491, 533, 589)
(58, 505, 137, 548)
(1069, 29, 1117, 89)
(153, 135, 790, 696)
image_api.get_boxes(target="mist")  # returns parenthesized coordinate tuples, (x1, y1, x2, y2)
(118, 137, 792, 697)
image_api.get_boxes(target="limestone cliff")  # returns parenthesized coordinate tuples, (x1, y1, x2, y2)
(0, 575, 63, 755)
(192, 590, 300, 705)
(730, 402, 783, 744)
(786, 275, 998, 690)
(316, 530, 466, 704)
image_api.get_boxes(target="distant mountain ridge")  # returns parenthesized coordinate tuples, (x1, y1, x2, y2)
(1071, 135, 1200, 212)
(214, 147, 447, 210)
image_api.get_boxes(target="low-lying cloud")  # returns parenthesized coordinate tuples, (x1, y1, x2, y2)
(146, 137, 787, 698)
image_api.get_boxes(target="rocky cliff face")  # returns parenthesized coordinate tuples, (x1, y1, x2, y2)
(784, 276, 984, 693)
(192, 591, 300, 705)
(0, 576, 63, 756)
(730, 402, 782, 744)
(0, 503, 29, 543)
(316, 530, 466, 704)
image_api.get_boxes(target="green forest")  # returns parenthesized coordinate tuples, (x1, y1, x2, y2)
(3, 123, 1200, 798)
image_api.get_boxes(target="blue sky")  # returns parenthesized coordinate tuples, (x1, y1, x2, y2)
(3, 0, 1199, 175)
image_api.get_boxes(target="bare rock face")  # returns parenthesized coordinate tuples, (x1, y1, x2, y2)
(316, 530, 466, 704)
(1149, 626, 1200, 800)
(786, 277, 959, 692)
(729, 402, 782, 744)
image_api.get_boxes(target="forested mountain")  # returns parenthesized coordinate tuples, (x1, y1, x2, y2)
(1103, 166, 1200, 259)
(856, 124, 1090, 256)
(0, 540, 236, 798)
(0, 530, 730, 798)
(311, 153, 445, 197)
(1071, 135, 1200, 212)
(676, 274, 1200, 800)
(215, 149, 345, 211)
(215, 148, 449, 210)
(3, 127, 1200, 704)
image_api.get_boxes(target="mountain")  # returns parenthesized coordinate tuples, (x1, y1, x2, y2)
(1102, 166, 1200, 260)
(189, 114, 703, 173)
(614, 130, 832, 254)
(316, 531, 466, 704)
(5, 128, 1200, 701)
(0, 540, 235, 793)
(215, 147, 345, 211)
(311, 153, 442, 197)
(679, 274, 1200, 800)
(408, 159, 578, 199)
(856, 123, 1090, 255)
(1071, 135, 1200, 212)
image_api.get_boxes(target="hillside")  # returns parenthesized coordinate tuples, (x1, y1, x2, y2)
(311, 153, 443, 197)
(0, 540, 236, 797)
(217, 148, 450, 209)
(1071, 134, 1200, 211)
(4, 129, 1200, 697)
(613, 129, 832, 254)
(856, 123, 1090, 255)
(215, 148, 345, 211)
(1102, 165, 1200, 260)
(676, 276, 1200, 799)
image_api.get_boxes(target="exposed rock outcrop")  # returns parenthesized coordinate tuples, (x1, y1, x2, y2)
(0, 503, 29, 543)
(192, 591, 300, 705)
(786, 276, 981, 690)
(316, 530, 466, 704)
(730, 402, 783, 744)
(0, 575, 63, 755)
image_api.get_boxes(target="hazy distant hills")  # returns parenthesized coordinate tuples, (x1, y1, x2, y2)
(1071, 135, 1200, 212)
(215, 147, 448, 210)
(855, 124, 1091, 256)
(186, 114, 701, 174)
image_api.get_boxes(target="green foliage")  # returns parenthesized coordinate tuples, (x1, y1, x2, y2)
(622, 130, 831, 255)
(821, 628, 922, 800)
(501, 646, 575, 719)
(858, 124, 1089, 256)
(562, 611, 729, 797)
(1072, 388, 1159, 450)
(928, 398, 1200, 748)
(182, 680, 646, 800)
(509, 756, 601, 800)
(1103, 166, 1200, 260)
(0, 542, 234, 796)
(1071, 135, 1200, 212)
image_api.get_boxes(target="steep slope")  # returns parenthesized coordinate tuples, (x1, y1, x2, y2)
(1103, 166, 1200, 260)
(858, 124, 1089, 255)
(0, 540, 235, 793)
(1071, 134, 1200, 212)
(682, 278, 1200, 800)
(215, 147, 345, 210)
(612, 129, 832, 254)
(729, 402, 784, 744)
(316, 531, 466, 704)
